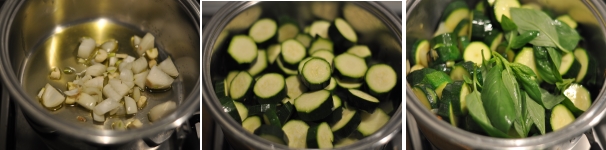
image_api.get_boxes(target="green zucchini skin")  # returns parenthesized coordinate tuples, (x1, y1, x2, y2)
(328, 18, 357, 55)
(331, 107, 362, 141)
(254, 125, 289, 145)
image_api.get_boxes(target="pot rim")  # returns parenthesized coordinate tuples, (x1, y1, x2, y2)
(406, 0, 606, 149)
(202, 1, 403, 149)
(0, 0, 201, 145)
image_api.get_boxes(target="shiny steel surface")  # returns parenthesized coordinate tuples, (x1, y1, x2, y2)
(202, 1, 402, 150)
(0, 0, 200, 148)
(406, 0, 606, 149)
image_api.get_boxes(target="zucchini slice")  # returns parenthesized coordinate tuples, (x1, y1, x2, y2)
(442, 0, 470, 31)
(278, 23, 300, 42)
(227, 35, 258, 67)
(280, 39, 307, 69)
(249, 18, 278, 44)
(294, 90, 334, 121)
(276, 55, 299, 75)
(254, 73, 287, 104)
(311, 49, 335, 67)
(234, 101, 248, 122)
(309, 20, 331, 39)
(453, 19, 470, 37)
(266, 44, 281, 65)
(300, 58, 332, 90)
(220, 97, 242, 124)
(365, 64, 397, 96)
(484, 31, 503, 51)
(442, 81, 470, 115)
(493, 0, 520, 23)
(562, 84, 591, 115)
(254, 125, 289, 145)
(329, 18, 358, 54)
(410, 39, 431, 67)
(463, 41, 492, 66)
(449, 65, 471, 81)
(243, 116, 262, 133)
(514, 47, 541, 81)
(285, 75, 308, 99)
(282, 120, 310, 148)
(550, 104, 576, 131)
(335, 77, 363, 89)
(247, 50, 268, 76)
(574, 48, 591, 83)
(414, 83, 439, 109)
(357, 108, 390, 136)
(346, 45, 372, 59)
(412, 86, 432, 110)
(295, 33, 313, 48)
(277, 101, 295, 124)
(331, 106, 361, 140)
(324, 77, 337, 91)
(306, 122, 334, 148)
(469, 11, 494, 41)
(559, 51, 581, 78)
(334, 53, 368, 81)
(325, 95, 344, 124)
(346, 89, 380, 113)
(309, 37, 334, 54)
(229, 71, 255, 101)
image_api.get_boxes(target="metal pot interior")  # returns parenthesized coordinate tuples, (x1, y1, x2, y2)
(0, 0, 200, 145)
(203, 1, 402, 149)
(406, 0, 606, 149)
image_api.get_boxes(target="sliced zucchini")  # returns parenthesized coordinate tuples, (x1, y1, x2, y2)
(365, 64, 397, 96)
(484, 31, 503, 51)
(449, 65, 471, 81)
(243, 116, 262, 133)
(247, 50, 268, 76)
(229, 71, 255, 101)
(328, 18, 358, 54)
(514, 47, 541, 81)
(335, 77, 363, 89)
(306, 122, 334, 148)
(281, 39, 307, 68)
(331, 106, 361, 140)
(234, 101, 248, 122)
(493, 0, 520, 23)
(562, 84, 591, 115)
(285, 75, 308, 99)
(431, 43, 461, 64)
(220, 97, 242, 124)
(346, 45, 372, 59)
(453, 19, 470, 37)
(282, 120, 310, 148)
(263, 105, 282, 127)
(432, 63, 453, 75)
(277, 101, 295, 124)
(311, 49, 335, 66)
(463, 41, 492, 66)
(469, 11, 494, 41)
(457, 36, 471, 51)
(345, 89, 379, 113)
(324, 77, 337, 91)
(254, 73, 286, 104)
(249, 18, 278, 44)
(410, 39, 431, 67)
(334, 53, 367, 81)
(309, 37, 334, 54)
(300, 58, 332, 90)
(247, 103, 274, 116)
(412, 87, 432, 110)
(254, 125, 289, 145)
(325, 95, 344, 124)
(357, 108, 390, 136)
(550, 104, 576, 131)
(442, 0, 470, 31)
(295, 33, 313, 48)
(573, 48, 591, 83)
(294, 90, 333, 121)
(267, 44, 281, 65)
(276, 56, 299, 75)
(278, 23, 300, 42)
(309, 20, 331, 39)
(227, 35, 258, 67)
(556, 15, 577, 29)
(414, 83, 439, 109)
(433, 22, 452, 37)
(559, 51, 581, 78)
(442, 81, 470, 115)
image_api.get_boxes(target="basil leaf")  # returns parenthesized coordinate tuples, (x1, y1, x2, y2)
(501, 15, 518, 31)
(513, 91, 533, 138)
(540, 88, 567, 109)
(463, 75, 473, 85)
(533, 46, 561, 84)
(546, 47, 562, 71)
(556, 78, 575, 92)
(466, 90, 509, 138)
(526, 93, 546, 135)
(554, 20, 581, 52)
(511, 30, 539, 49)
(510, 63, 542, 104)
(505, 31, 518, 49)
(510, 8, 579, 52)
(482, 60, 517, 133)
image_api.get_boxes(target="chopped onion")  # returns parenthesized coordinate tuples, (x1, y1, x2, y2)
(157, 57, 179, 77)
(120, 70, 134, 82)
(119, 62, 133, 72)
(85, 64, 107, 77)
(137, 96, 147, 109)
(38, 87, 46, 99)
(124, 96, 137, 115)
(93, 98, 121, 115)
(133, 87, 141, 102)
(102, 85, 122, 102)
(145, 66, 174, 90)
(67, 82, 77, 90)
(109, 104, 126, 116)
(131, 57, 148, 74)
(77, 93, 96, 110)
(109, 78, 129, 97)
(50, 67, 61, 80)
(124, 56, 136, 63)
(132, 35, 141, 47)
(65, 96, 77, 105)
(148, 60, 157, 68)
(63, 88, 80, 97)
(128, 119, 143, 129)
(100, 39, 118, 52)
(92, 111, 105, 122)
(138, 33, 155, 55)
(42, 84, 65, 108)
(77, 37, 96, 59)
(84, 76, 104, 89)
(146, 48, 158, 60)
(148, 101, 176, 122)
(83, 87, 102, 95)
(95, 50, 108, 63)
(109, 57, 118, 66)
(134, 70, 149, 88)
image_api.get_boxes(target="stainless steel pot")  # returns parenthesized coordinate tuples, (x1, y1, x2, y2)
(406, 0, 606, 149)
(0, 0, 200, 149)
(202, 1, 402, 150)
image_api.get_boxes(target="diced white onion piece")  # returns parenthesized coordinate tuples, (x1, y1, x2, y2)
(107, 67, 117, 73)
(77, 93, 96, 110)
(119, 62, 133, 72)
(109, 105, 126, 116)
(103, 85, 122, 102)
(109, 78, 129, 97)
(138, 33, 155, 55)
(124, 56, 136, 63)
(116, 54, 128, 59)
(133, 87, 141, 103)
(80, 75, 92, 86)
(83, 87, 102, 95)
(93, 98, 121, 115)
(128, 119, 143, 129)
(67, 82, 76, 90)
(85, 64, 107, 77)
(145, 66, 174, 89)
(64, 88, 80, 97)
(50, 67, 61, 80)
(157, 57, 179, 77)
(146, 48, 158, 60)
(124, 96, 137, 114)
(148, 60, 157, 68)
(65, 96, 77, 105)
(120, 70, 134, 82)
(100, 39, 118, 52)
(148, 101, 176, 122)
(92, 111, 105, 122)
(84, 76, 104, 89)
(38, 87, 46, 99)
(134, 70, 149, 89)
(131, 57, 148, 74)
(109, 57, 118, 66)
(132, 35, 141, 46)
(77, 38, 96, 59)
(95, 50, 108, 63)
(137, 96, 147, 108)
(42, 84, 65, 108)
(124, 81, 135, 89)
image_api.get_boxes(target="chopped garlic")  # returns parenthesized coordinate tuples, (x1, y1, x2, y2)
(116, 54, 128, 59)
(128, 119, 143, 129)
(67, 82, 76, 90)
(148, 60, 157, 68)
(65, 96, 77, 104)
(50, 67, 61, 80)
(146, 48, 158, 60)
(95, 50, 108, 63)
(137, 96, 147, 109)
